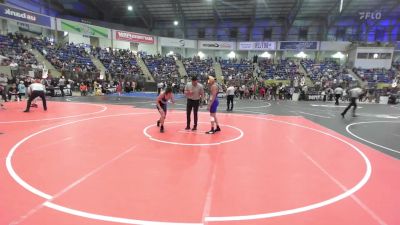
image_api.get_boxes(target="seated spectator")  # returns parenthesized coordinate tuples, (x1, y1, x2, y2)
(183, 56, 215, 83)
(0, 34, 38, 69)
(221, 58, 253, 83)
(80, 83, 88, 96)
(301, 59, 353, 88)
(31, 39, 98, 75)
(95, 48, 141, 79)
(142, 55, 179, 84)
(353, 67, 396, 84)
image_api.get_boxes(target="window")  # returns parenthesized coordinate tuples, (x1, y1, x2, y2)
(380, 53, 392, 59)
(357, 53, 368, 59)
(369, 53, 379, 59)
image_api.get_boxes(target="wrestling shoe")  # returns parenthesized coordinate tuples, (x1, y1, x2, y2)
(205, 129, 215, 134)
(214, 126, 221, 133)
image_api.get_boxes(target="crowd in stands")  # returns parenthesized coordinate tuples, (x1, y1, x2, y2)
(92, 48, 141, 78)
(183, 56, 215, 82)
(0, 34, 39, 70)
(221, 58, 253, 82)
(0, 32, 398, 104)
(393, 61, 400, 71)
(301, 59, 353, 88)
(353, 68, 397, 84)
(142, 54, 179, 82)
(32, 39, 97, 75)
(258, 59, 300, 80)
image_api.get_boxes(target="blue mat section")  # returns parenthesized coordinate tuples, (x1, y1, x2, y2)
(109, 92, 185, 99)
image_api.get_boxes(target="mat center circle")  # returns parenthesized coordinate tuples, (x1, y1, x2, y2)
(143, 121, 244, 146)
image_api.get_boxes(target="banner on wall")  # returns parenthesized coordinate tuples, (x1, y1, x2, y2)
(57, 19, 111, 39)
(0, 3, 53, 28)
(198, 41, 236, 50)
(159, 37, 197, 48)
(279, 41, 319, 50)
(238, 42, 276, 50)
(114, 30, 154, 44)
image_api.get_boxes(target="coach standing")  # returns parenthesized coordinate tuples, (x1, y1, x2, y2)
(24, 79, 47, 112)
(185, 76, 204, 131)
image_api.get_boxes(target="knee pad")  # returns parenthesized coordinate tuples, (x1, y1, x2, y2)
(210, 117, 215, 122)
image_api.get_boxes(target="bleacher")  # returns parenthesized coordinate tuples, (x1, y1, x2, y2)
(183, 57, 215, 80)
(301, 59, 353, 83)
(220, 59, 253, 81)
(142, 55, 179, 82)
(96, 49, 140, 77)
(393, 61, 400, 71)
(32, 39, 96, 73)
(258, 59, 299, 80)
(0, 34, 38, 68)
(354, 68, 396, 83)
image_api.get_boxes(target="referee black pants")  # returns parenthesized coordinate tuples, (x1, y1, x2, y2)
(59, 85, 65, 97)
(342, 97, 357, 116)
(0, 86, 7, 102)
(186, 99, 200, 127)
(227, 95, 234, 110)
(25, 91, 47, 112)
(335, 94, 341, 105)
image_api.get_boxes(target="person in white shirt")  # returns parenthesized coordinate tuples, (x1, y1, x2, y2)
(157, 82, 164, 96)
(341, 86, 363, 118)
(334, 86, 344, 105)
(58, 76, 66, 97)
(24, 79, 47, 112)
(226, 84, 235, 111)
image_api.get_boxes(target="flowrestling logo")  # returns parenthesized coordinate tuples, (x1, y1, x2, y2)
(4, 8, 36, 22)
(202, 43, 232, 48)
(203, 43, 220, 47)
(199, 41, 234, 49)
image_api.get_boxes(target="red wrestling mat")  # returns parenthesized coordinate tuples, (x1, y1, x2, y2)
(0, 101, 399, 225)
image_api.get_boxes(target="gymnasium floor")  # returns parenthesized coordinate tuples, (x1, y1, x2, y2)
(1, 96, 399, 225)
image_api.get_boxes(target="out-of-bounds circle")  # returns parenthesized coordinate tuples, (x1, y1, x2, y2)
(6, 112, 372, 224)
(204, 114, 372, 222)
(235, 102, 271, 110)
(346, 120, 400, 155)
(143, 121, 244, 146)
(0, 102, 107, 124)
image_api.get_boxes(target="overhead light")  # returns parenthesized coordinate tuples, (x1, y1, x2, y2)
(260, 52, 271, 58)
(127, 5, 133, 11)
(198, 51, 205, 59)
(173, 21, 179, 26)
(295, 51, 307, 58)
(228, 51, 236, 59)
(332, 52, 345, 59)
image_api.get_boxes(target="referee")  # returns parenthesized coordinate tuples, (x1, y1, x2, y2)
(23, 79, 47, 112)
(226, 83, 235, 111)
(341, 86, 362, 118)
(185, 76, 204, 131)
